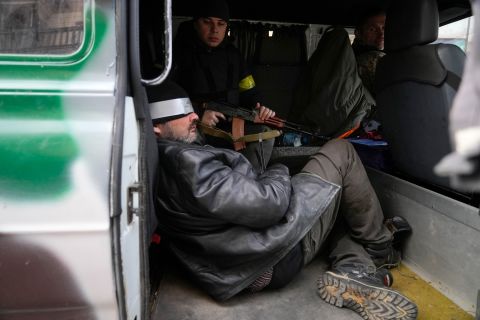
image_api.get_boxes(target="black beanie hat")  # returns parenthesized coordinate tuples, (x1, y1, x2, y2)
(146, 81, 194, 123)
(194, 0, 230, 21)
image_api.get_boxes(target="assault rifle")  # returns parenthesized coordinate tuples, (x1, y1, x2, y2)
(199, 101, 330, 150)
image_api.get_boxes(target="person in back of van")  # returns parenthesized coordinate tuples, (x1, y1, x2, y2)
(352, 8, 386, 97)
(169, 0, 277, 173)
(149, 81, 418, 320)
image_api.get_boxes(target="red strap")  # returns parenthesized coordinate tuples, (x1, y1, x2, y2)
(151, 233, 161, 244)
(337, 123, 361, 139)
(232, 117, 246, 151)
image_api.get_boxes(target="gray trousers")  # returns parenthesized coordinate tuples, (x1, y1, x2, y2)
(300, 139, 392, 270)
(240, 124, 275, 173)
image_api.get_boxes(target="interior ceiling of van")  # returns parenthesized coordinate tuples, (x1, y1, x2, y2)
(172, 0, 472, 26)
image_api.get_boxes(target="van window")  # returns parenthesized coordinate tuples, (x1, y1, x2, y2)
(437, 16, 474, 52)
(0, 0, 84, 55)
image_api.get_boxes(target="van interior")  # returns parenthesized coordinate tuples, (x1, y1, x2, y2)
(133, 0, 479, 319)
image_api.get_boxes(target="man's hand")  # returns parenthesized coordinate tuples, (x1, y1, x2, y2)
(255, 103, 276, 121)
(201, 110, 226, 127)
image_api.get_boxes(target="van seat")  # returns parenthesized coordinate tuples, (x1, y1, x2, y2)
(375, 0, 466, 191)
(252, 25, 307, 119)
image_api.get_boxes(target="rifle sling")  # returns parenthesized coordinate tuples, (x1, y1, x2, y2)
(232, 118, 246, 151)
(199, 123, 281, 149)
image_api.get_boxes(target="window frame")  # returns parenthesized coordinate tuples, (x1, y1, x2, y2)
(0, 0, 94, 65)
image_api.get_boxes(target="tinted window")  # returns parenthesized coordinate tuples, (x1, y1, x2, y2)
(0, 0, 84, 55)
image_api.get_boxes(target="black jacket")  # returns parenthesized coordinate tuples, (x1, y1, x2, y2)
(155, 139, 341, 300)
(170, 20, 259, 118)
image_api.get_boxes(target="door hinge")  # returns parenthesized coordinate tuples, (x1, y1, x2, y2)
(127, 183, 141, 224)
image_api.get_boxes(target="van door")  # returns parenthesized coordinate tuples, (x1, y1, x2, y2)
(0, 0, 143, 319)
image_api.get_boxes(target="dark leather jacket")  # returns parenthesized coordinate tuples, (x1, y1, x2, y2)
(155, 139, 340, 300)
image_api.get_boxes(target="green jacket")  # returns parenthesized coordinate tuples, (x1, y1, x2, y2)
(289, 27, 375, 137)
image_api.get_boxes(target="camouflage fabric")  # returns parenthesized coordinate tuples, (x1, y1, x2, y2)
(356, 50, 386, 97)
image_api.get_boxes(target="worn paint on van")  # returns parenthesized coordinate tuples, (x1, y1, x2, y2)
(0, 1, 122, 319)
(0, 8, 108, 200)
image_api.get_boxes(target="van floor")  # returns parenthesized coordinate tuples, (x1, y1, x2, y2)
(151, 256, 473, 320)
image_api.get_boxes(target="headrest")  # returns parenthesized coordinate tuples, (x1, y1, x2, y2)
(385, 0, 439, 52)
(255, 25, 307, 65)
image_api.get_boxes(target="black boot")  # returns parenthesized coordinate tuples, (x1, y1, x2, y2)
(364, 242, 402, 268)
(385, 215, 413, 250)
(365, 215, 412, 268)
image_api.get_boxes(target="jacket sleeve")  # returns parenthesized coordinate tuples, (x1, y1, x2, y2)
(233, 46, 262, 109)
(176, 148, 292, 228)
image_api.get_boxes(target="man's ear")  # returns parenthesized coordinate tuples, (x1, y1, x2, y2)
(153, 124, 161, 135)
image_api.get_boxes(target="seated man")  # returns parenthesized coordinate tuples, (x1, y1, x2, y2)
(170, 0, 277, 173)
(150, 81, 418, 320)
(351, 9, 387, 97)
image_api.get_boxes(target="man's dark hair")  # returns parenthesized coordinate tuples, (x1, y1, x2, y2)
(193, 0, 230, 22)
(355, 7, 386, 30)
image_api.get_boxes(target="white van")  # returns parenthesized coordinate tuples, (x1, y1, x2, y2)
(0, 0, 478, 319)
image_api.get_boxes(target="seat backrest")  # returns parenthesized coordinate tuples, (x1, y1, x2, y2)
(375, 0, 466, 189)
(252, 24, 307, 119)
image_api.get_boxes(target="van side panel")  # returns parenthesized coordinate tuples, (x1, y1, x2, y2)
(0, 1, 119, 319)
(368, 168, 480, 314)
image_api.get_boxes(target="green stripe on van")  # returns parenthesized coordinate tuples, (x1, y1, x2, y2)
(0, 134, 78, 199)
(0, 8, 109, 200)
(0, 95, 63, 119)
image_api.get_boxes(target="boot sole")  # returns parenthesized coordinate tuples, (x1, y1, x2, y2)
(318, 271, 418, 320)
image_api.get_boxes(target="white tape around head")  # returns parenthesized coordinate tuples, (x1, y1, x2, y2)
(149, 97, 194, 120)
